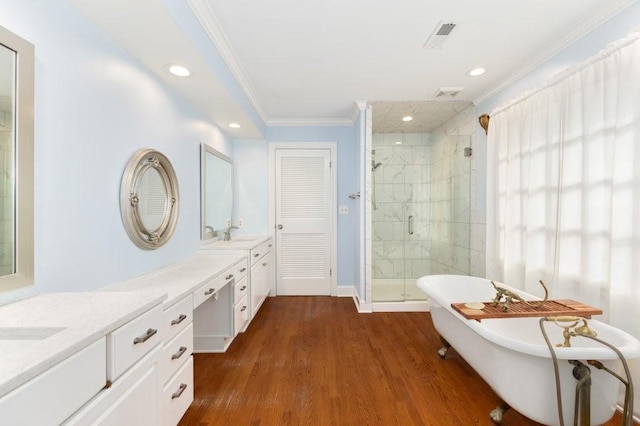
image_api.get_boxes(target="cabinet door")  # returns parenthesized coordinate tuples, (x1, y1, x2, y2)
(250, 252, 271, 315)
(64, 346, 160, 426)
(90, 362, 158, 426)
(0, 338, 106, 426)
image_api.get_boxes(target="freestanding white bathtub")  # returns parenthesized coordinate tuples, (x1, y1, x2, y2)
(417, 275, 640, 425)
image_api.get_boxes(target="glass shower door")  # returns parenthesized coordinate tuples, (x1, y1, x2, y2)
(371, 133, 472, 303)
(428, 135, 472, 277)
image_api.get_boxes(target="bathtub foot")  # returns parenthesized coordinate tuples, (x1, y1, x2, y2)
(489, 402, 510, 424)
(437, 337, 451, 359)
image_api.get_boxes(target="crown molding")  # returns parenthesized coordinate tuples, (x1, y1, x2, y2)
(351, 101, 368, 122)
(187, 0, 268, 123)
(473, 0, 639, 105)
(266, 118, 354, 127)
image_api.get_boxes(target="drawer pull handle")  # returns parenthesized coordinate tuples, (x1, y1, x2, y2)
(204, 287, 216, 295)
(262, 262, 268, 267)
(133, 328, 157, 345)
(240, 305, 247, 312)
(171, 346, 188, 360)
(240, 285, 247, 291)
(171, 314, 187, 326)
(240, 268, 247, 273)
(172, 383, 188, 399)
(268, 244, 272, 247)
(254, 253, 260, 257)
(225, 274, 234, 280)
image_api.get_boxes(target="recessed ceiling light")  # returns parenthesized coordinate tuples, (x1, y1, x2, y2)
(402, 116, 413, 122)
(467, 67, 486, 77)
(395, 141, 403, 145)
(228, 122, 241, 129)
(167, 64, 191, 77)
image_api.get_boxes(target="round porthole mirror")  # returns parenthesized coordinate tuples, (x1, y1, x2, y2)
(120, 149, 179, 249)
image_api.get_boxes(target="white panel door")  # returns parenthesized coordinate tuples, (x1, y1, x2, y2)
(275, 148, 332, 295)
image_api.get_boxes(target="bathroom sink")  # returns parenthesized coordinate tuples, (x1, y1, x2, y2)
(0, 327, 66, 357)
(204, 235, 264, 247)
(227, 236, 260, 242)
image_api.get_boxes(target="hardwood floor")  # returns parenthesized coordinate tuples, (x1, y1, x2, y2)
(180, 296, 626, 425)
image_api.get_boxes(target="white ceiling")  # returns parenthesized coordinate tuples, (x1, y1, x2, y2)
(70, 0, 637, 137)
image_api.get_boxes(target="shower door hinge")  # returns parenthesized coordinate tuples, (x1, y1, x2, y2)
(464, 147, 472, 157)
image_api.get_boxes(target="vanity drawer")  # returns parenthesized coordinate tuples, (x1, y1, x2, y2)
(250, 239, 272, 265)
(234, 294, 250, 335)
(219, 264, 237, 290)
(234, 276, 248, 305)
(107, 304, 162, 381)
(159, 323, 193, 386)
(230, 259, 248, 281)
(163, 294, 192, 343)
(193, 275, 219, 310)
(0, 338, 106, 426)
(161, 356, 194, 426)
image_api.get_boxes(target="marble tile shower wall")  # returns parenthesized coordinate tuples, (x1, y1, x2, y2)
(372, 107, 482, 281)
(0, 130, 12, 276)
(372, 133, 431, 281)
(428, 135, 471, 275)
(430, 105, 486, 277)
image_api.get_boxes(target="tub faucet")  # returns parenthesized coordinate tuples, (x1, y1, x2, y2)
(223, 225, 239, 241)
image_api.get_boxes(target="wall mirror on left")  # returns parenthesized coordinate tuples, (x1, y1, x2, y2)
(0, 24, 34, 293)
(120, 149, 179, 250)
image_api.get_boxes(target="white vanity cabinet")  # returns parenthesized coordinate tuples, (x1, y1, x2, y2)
(231, 260, 250, 334)
(0, 338, 107, 426)
(64, 304, 164, 425)
(64, 346, 160, 426)
(249, 239, 273, 317)
(158, 294, 194, 426)
(0, 253, 250, 425)
(0, 292, 165, 426)
(199, 236, 274, 325)
(193, 258, 248, 352)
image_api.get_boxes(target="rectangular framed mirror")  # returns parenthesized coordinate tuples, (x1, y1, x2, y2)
(0, 24, 34, 293)
(200, 145, 233, 240)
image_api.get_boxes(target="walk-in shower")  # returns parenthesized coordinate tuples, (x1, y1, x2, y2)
(368, 132, 472, 306)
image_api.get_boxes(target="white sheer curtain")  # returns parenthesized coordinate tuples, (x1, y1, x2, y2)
(488, 31, 640, 337)
(487, 32, 640, 415)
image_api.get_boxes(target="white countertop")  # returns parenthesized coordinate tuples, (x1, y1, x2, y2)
(0, 251, 249, 398)
(0, 290, 166, 397)
(199, 235, 270, 251)
(103, 253, 246, 307)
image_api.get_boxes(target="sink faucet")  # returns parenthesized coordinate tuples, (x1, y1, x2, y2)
(223, 225, 239, 241)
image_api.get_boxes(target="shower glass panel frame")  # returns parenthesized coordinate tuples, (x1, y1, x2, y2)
(370, 133, 471, 303)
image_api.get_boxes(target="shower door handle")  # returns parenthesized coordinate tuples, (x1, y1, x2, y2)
(408, 216, 414, 235)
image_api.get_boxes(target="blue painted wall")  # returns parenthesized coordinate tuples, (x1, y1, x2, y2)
(0, 0, 233, 304)
(234, 124, 359, 288)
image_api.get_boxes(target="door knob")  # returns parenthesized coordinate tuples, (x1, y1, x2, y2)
(277, 224, 283, 230)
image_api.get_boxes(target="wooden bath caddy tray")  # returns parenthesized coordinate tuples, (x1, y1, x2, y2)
(451, 299, 602, 321)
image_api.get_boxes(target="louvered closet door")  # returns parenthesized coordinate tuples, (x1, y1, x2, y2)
(275, 149, 332, 295)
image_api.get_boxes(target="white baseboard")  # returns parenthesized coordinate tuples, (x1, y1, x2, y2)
(354, 294, 372, 313)
(334, 286, 432, 313)
(372, 300, 430, 312)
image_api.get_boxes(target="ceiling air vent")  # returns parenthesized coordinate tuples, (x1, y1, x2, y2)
(423, 21, 457, 49)
(434, 87, 464, 98)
